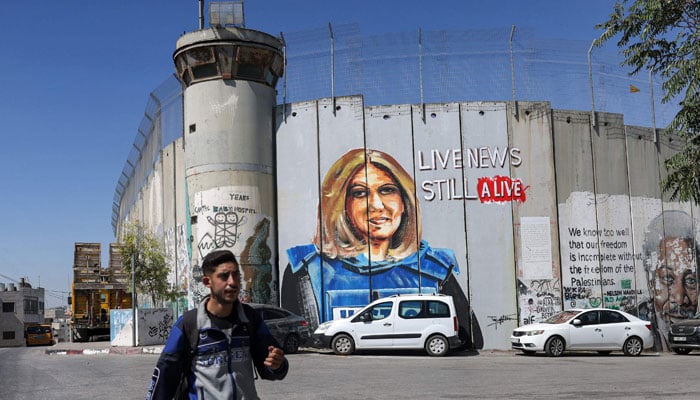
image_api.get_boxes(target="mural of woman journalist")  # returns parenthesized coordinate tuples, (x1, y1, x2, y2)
(281, 148, 483, 349)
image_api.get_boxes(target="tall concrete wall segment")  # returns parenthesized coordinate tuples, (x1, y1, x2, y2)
(508, 102, 562, 328)
(116, 93, 698, 350)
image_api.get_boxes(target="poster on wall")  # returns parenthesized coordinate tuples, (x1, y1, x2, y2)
(521, 217, 553, 280)
(191, 186, 273, 306)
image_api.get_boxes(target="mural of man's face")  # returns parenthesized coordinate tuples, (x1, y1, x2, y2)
(346, 163, 405, 249)
(653, 236, 698, 324)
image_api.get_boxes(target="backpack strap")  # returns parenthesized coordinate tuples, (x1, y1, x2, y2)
(180, 309, 199, 357)
(172, 309, 198, 400)
(237, 302, 258, 339)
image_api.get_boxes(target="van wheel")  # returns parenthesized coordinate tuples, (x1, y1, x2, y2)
(332, 334, 355, 355)
(283, 334, 300, 354)
(425, 334, 449, 357)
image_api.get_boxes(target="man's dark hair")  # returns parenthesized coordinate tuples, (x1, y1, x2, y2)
(201, 250, 238, 276)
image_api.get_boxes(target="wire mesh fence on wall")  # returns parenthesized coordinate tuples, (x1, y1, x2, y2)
(112, 75, 182, 233)
(113, 24, 681, 234)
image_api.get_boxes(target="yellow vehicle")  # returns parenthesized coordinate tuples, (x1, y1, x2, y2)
(70, 243, 132, 342)
(25, 324, 54, 346)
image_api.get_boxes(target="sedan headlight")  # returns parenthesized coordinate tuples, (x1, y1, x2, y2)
(314, 322, 332, 334)
(525, 330, 544, 336)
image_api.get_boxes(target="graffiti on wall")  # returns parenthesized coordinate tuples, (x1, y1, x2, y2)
(191, 186, 272, 306)
(281, 148, 484, 349)
(147, 312, 174, 342)
(239, 218, 275, 304)
(163, 224, 191, 296)
(417, 147, 527, 203)
(137, 308, 173, 346)
(517, 279, 562, 325)
(559, 192, 639, 311)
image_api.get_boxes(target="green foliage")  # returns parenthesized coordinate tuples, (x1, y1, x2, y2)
(662, 134, 700, 203)
(121, 221, 178, 307)
(596, 0, 700, 203)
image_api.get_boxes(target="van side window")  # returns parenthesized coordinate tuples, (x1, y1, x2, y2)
(426, 301, 450, 317)
(352, 301, 394, 323)
(368, 301, 393, 321)
(399, 301, 422, 318)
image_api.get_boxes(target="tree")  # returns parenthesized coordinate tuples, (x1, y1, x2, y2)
(121, 221, 177, 307)
(595, 0, 700, 203)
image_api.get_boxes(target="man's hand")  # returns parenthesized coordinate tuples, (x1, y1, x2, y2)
(264, 346, 285, 370)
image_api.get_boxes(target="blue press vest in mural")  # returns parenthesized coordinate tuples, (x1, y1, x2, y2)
(287, 240, 459, 322)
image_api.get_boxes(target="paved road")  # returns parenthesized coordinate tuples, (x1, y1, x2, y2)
(2, 344, 700, 399)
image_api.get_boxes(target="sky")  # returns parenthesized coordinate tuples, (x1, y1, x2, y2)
(0, 0, 618, 308)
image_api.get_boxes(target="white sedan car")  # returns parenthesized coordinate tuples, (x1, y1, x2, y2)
(511, 308, 654, 356)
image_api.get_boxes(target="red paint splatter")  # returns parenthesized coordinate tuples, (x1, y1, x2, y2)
(476, 175, 529, 203)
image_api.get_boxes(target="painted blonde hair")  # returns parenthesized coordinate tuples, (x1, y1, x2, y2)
(313, 148, 421, 260)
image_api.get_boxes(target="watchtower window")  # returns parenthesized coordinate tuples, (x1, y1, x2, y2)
(175, 44, 282, 87)
(235, 46, 270, 81)
(217, 46, 235, 79)
(186, 48, 219, 80)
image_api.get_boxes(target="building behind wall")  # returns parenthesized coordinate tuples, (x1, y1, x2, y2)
(0, 280, 45, 347)
(45, 306, 69, 343)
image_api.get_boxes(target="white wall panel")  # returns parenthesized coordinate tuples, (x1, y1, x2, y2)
(592, 113, 635, 310)
(412, 103, 468, 290)
(461, 102, 517, 349)
(276, 100, 320, 272)
(508, 102, 562, 325)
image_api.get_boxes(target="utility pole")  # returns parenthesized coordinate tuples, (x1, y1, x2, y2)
(131, 249, 136, 347)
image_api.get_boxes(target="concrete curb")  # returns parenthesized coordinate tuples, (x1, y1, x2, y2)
(46, 346, 163, 356)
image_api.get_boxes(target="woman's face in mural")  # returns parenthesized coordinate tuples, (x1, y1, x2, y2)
(346, 163, 405, 252)
(653, 237, 698, 323)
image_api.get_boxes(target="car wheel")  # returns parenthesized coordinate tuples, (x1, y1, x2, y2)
(283, 334, 300, 354)
(331, 334, 355, 355)
(425, 334, 449, 357)
(544, 336, 565, 357)
(672, 347, 692, 355)
(623, 336, 643, 356)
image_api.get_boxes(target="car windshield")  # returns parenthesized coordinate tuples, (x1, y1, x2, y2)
(543, 310, 580, 324)
(27, 326, 50, 334)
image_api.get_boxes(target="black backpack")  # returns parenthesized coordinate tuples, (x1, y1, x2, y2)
(173, 309, 198, 400)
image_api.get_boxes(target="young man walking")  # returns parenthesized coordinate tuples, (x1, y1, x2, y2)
(147, 250, 288, 399)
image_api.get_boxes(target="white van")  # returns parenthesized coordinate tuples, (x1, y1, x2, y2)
(312, 294, 461, 356)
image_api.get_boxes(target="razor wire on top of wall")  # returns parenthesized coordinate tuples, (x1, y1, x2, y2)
(112, 24, 680, 235)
